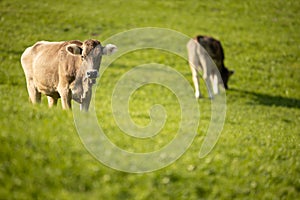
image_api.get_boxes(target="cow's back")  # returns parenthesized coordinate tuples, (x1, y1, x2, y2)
(21, 41, 65, 75)
(196, 36, 225, 70)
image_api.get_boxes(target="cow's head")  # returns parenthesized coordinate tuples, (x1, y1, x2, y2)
(221, 66, 234, 89)
(66, 39, 117, 111)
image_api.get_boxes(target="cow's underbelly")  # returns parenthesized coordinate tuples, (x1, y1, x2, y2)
(33, 74, 59, 97)
(35, 81, 59, 97)
(34, 72, 56, 85)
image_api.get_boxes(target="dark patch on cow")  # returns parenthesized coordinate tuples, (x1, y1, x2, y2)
(82, 40, 101, 58)
(196, 35, 234, 89)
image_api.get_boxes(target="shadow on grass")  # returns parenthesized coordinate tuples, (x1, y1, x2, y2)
(230, 88, 300, 109)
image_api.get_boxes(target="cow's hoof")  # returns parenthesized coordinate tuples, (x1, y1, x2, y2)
(195, 92, 202, 99)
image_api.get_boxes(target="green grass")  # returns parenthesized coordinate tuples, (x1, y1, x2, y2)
(1, 0, 300, 199)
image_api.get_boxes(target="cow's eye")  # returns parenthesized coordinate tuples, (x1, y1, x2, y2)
(81, 55, 87, 60)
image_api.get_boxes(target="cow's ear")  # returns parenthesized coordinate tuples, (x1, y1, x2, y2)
(102, 44, 117, 55)
(66, 44, 83, 55)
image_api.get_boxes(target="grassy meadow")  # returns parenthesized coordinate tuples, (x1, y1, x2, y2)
(0, 0, 300, 199)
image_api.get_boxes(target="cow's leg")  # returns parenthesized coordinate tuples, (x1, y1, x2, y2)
(80, 89, 92, 111)
(47, 96, 58, 108)
(204, 75, 214, 99)
(58, 84, 72, 110)
(211, 73, 219, 95)
(26, 78, 41, 104)
(61, 90, 72, 110)
(67, 90, 72, 109)
(187, 39, 202, 99)
(190, 67, 201, 98)
(202, 66, 214, 99)
(197, 44, 215, 99)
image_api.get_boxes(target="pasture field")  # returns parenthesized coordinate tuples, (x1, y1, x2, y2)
(0, 0, 300, 199)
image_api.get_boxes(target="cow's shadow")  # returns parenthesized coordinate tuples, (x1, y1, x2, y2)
(229, 88, 300, 109)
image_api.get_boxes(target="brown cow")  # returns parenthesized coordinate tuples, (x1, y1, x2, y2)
(21, 39, 117, 111)
(187, 35, 234, 98)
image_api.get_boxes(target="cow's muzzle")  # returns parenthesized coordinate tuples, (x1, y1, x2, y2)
(86, 70, 99, 79)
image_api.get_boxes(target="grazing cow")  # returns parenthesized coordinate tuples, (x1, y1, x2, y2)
(187, 35, 234, 98)
(21, 39, 117, 111)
